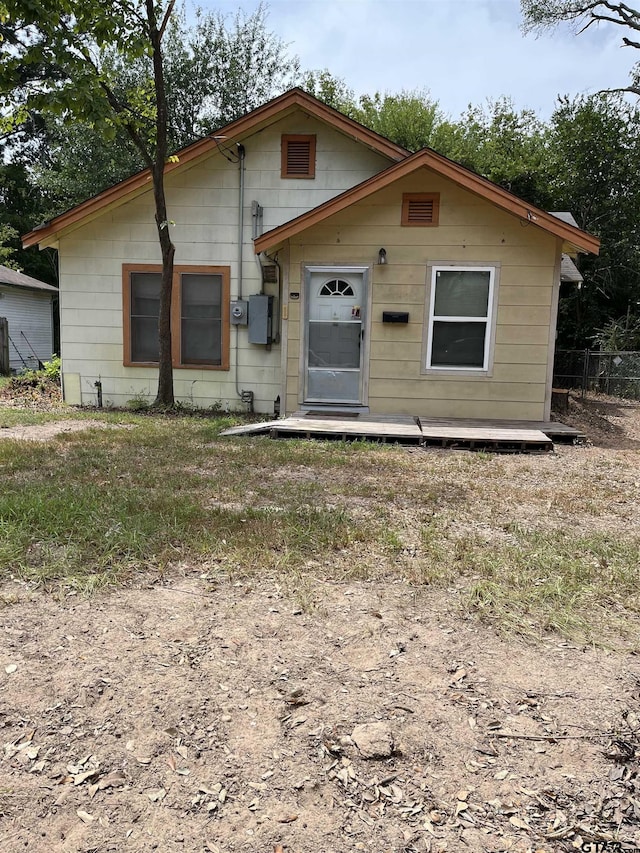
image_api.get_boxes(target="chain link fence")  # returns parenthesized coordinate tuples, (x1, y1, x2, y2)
(553, 349, 640, 399)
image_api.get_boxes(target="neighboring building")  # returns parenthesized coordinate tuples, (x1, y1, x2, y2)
(23, 89, 599, 419)
(0, 265, 57, 373)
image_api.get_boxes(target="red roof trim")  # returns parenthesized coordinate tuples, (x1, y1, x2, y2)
(254, 148, 600, 255)
(22, 89, 409, 248)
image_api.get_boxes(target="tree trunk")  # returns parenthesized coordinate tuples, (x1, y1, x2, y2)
(147, 0, 176, 408)
(155, 209, 175, 407)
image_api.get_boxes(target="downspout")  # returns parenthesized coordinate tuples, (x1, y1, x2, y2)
(235, 144, 246, 398)
(252, 201, 265, 293)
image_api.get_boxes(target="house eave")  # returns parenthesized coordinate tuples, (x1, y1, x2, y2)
(22, 89, 409, 249)
(254, 149, 600, 256)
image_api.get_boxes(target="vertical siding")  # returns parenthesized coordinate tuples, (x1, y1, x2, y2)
(0, 286, 54, 371)
(57, 113, 391, 410)
(285, 170, 559, 421)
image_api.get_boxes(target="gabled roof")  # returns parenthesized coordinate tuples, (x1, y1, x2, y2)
(255, 148, 600, 256)
(0, 265, 58, 292)
(23, 89, 409, 249)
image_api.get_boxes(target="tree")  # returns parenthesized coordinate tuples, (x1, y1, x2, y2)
(9, 4, 301, 218)
(545, 93, 640, 346)
(300, 69, 359, 116)
(0, 1, 180, 405)
(521, 1, 640, 95)
(434, 99, 552, 204)
(301, 75, 450, 153)
(352, 89, 446, 152)
(164, 3, 300, 145)
(0, 224, 20, 269)
(0, 134, 58, 283)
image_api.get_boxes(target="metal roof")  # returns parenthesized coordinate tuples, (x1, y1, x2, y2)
(0, 265, 58, 292)
(561, 254, 583, 283)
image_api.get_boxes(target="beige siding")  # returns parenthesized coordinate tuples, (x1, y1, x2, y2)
(58, 113, 391, 409)
(284, 168, 559, 420)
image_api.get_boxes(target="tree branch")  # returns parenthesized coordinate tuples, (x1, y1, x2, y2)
(158, 0, 176, 41)
(599, 83, 640, 94)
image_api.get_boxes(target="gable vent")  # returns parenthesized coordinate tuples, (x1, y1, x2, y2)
(282, 134, 316, 179)
(402, 192, 440, 226)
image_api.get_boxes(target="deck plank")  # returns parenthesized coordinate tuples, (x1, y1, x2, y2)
(221, 416, 553, 451)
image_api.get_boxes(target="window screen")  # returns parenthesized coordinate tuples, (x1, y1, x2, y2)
(180, 273, 222, 365)
(130, 272, 161, 362)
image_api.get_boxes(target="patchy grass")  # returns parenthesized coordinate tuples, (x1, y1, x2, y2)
(0, 416, 390, 593)
(458, 529, 640, 641)
(0, 408, 639, 644)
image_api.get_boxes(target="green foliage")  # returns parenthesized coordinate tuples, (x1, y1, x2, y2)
(0, 151, 57, 282)
(351, 89, 445, 152)
(592, 315, 640, 351)
(164, 3, 300, 145)
(300, 69, 358, 115)
(42, 355, 61, 381)
(0, 223, 19, 269)
(548, 94, 640, 346)
(32, 119, 146, 219)
(435, 98, 551, 202)
(0, 2, 157, 144)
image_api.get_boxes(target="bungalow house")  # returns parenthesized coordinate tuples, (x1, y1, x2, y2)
(23, 89, 599, 419)
(0, 265, 57, 373)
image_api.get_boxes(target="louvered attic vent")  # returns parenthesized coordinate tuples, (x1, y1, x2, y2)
(402, 192, 440, 226)
(281, 134, 316, 179)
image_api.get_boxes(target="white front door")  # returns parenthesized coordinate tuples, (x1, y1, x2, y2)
(304, 268, 367, 404)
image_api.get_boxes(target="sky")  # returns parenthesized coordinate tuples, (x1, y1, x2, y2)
(190, 0, 636, 119)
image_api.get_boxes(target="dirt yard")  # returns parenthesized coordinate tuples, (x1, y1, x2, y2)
(1, 395, 640, 853)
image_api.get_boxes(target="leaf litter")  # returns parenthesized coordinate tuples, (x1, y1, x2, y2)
(1, 575, 639, 852)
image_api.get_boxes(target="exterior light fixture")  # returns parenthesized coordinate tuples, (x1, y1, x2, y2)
(377, 248, 387, 265)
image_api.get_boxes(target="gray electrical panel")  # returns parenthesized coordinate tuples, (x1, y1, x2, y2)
(248, 294, 274, 345)
(230, 300, 248, 325)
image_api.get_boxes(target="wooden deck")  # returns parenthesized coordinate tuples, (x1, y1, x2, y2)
(219, 412, 584, 453)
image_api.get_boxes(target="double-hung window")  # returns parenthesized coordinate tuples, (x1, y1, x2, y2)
(426, 266, 496, 372)
(124, 265, 230, 369)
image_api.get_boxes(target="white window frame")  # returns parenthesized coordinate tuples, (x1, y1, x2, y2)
(424, 263, 498, 375)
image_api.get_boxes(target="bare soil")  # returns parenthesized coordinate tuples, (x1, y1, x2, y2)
(1, 395, 640, 853)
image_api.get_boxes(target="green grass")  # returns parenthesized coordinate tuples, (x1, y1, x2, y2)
(0, 414, 392, 592)
(458, 530, 640, 641)
(1, 407, 639, 645)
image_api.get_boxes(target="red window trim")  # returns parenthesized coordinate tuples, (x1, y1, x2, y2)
(122, 264, 230, 370)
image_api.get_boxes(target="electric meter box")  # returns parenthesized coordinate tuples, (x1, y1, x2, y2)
(230, 300, 248, 325)
(248, 294, 274, 345)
